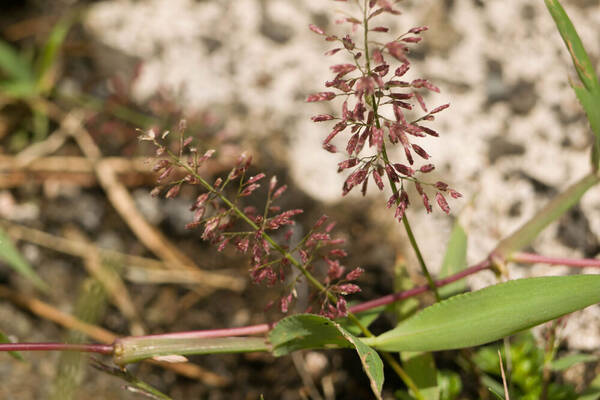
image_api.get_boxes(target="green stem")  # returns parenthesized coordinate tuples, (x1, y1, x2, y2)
(381, 352, 423, 398)
(360, 2, 425, 398)
(376, 109, 440, 301)
(540, 320, 559, 400)
(402, 215, 441, 302)
(360, 1, 440, 302)
(114, 336, 268, 365)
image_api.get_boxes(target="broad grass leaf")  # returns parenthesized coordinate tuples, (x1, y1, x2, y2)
(269, 314, 384, 399)
(365, 275, 600, 352)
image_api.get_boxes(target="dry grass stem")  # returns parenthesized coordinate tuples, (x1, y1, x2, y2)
(0, 220, 245, 291)
(0, 155, 156, 189)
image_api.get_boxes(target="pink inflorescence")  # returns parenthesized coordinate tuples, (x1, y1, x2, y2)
(307, 0, 461, 221)
(142, 127, 362, 317)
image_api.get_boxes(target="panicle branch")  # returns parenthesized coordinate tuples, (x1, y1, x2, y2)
(139, 127, 363, 318)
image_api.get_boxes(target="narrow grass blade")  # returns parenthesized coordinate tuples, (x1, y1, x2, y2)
(545, 0, 600, 169)
(544, 0, 600, 93)
(495, 172, 599, 258)
(0, 330, 24, 361)
(401, 352, 439, 400)
(572, 84, 600, 168)
(393, 257, 419, 320)
(439, 220, 468, 298)
(0, 227, 48, 292)
(550, 353, 596, 371)
(0, 39, 32, 81)
(35, 17, 73, 93)
(51, 279, 107, 400)
(91, 358, 173, 400)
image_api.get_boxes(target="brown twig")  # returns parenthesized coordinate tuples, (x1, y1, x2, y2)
(498, 350, 510, 400)
(0, 155, 157, 189)
(291, 352, 324, 400)
(0, 219, 245, 291)
(2, 14, 59, 41)
(0, 154, 229, 189)
(14, 126, 70, 168)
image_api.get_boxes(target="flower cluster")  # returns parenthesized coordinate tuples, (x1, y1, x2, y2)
(140, 125, 362, 317)
(308, 0, 461, 221)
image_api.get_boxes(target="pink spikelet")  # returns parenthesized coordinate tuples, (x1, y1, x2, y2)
(436, 192, 451, 214)
(306, 2, 459, 222)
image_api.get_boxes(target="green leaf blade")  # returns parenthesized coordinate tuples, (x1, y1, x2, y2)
(545, 0, 600, 93)
(337, 304, 386, 336)
(0, 40, 33, 82)
(573, 83, 600, 168)
(401, 352, 440, 400)
(269, 314, 384, 399)
(439, 220, 468, 298)
(550, 353, 596, 371)
(495, 173, 599, 258)
(0, 331, 24, 361)
(365, 275, 600, 352)
(545, 0, 600, 170)
(34, 17, 72, 93)
(0, 228, 48, 292)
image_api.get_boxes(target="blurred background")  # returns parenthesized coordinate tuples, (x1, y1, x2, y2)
(0, 0, 599, 398)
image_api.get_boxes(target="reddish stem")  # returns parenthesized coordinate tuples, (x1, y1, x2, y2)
(4, 252, 596, 355)
(0, 342, 113, 354)
(0, 259, 494, 354)
(128, 323, 273, 340)
(349, 258, 492, 314)
(3, 253, 595, 357)
(511, 252, 600, 268)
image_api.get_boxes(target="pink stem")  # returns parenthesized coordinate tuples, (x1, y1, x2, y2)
(128, 323, 273, 340)
(0, 258, 493, 353)
(511, 252, 600, 268)
(0, 342, 113, 354)
(5, 252, 595, 354)
(349, 258, 491, 314)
